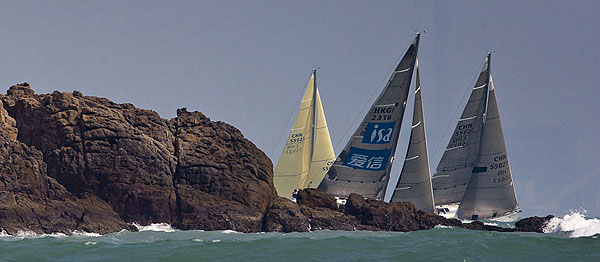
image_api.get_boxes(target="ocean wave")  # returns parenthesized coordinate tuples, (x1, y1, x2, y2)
(132, 223, 176, 232)
(221, 230, 240, 234)
(543, 210, 600, 238)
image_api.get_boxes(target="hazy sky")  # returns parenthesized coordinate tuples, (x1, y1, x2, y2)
(2, 0, 599, 217)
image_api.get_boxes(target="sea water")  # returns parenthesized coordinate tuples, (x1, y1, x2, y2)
(1, 212, 599, 261)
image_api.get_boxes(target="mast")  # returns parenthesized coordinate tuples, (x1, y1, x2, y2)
(311, 68, 318, 163)
(482, 52, 491, 123)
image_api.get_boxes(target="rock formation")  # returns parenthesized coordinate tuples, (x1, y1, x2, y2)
(0, 83, 274, 234)
(0, 83, 552, 235)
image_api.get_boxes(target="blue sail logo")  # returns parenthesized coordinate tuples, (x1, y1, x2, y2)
(342, 147, 391, 171)
(362, 122, 395, 144)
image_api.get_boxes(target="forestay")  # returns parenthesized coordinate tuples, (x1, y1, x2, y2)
(318, 34, 420, 200)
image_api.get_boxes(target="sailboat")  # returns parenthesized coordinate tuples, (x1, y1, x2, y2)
(431, 53, 520, 221)
(318, 33, 420, 202)
(273, 69, 336, 199)
(389, 58, 435, 212)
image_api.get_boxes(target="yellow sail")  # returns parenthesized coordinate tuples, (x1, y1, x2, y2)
(304, 90, 336, 188)
(273, 74, 315, 198)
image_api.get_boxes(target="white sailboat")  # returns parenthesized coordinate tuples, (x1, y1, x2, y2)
(432, 53, 520, 221)
(273, 69, 336, 199)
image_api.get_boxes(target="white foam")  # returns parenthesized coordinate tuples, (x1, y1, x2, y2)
(212, 239, 221, 242)
(72, 230, 102, 237)
(221, 230, 240, 234)
(7, 230, 69, 239)
(0, 229, 8, 237)
(434, 225, 453, 229)
(483, 222, 499, 227)
(543, 211, 600, 238)
(84, 241, 97, 245)
(192, 238, 204, 242)
(132, 223, 176, 232)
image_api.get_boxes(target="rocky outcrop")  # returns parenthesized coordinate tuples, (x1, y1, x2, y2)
(289, 190, 552, 233)
(264, 197, 310, 232)
(0, 96, 133, 234)
(171, 109, 275, 232)
(0, 83, 553, 235)
(297, 188, 338, 210)
(514, 215, 555, 233)
(0, 84, 276, 234)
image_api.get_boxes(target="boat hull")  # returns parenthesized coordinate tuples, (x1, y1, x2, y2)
(435, 203, 521, 222)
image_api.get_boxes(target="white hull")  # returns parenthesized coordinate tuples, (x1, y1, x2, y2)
(435, 204, 459, 219)
(435, 203, 521, 222)
(489, 209, 521, 222)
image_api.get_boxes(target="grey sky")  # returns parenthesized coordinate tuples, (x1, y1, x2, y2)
(2, 0, 599, 217)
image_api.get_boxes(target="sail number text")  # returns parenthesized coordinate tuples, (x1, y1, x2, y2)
(491, 154, 510, 184)
(322, 161, 335, 172)
(370, 106, 395, 121)
(289, 133, 303, 144)
(448, 123, 473, 148)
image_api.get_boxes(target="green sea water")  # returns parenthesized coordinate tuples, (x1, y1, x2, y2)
(1, 213, 599, 261)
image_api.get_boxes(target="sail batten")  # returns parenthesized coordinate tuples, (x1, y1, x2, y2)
(318, 35, 420, 200)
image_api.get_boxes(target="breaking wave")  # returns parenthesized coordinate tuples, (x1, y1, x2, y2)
(543, 211, 600, 238)
(132, 223, 176, 232)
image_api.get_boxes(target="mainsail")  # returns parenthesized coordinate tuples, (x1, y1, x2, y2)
(390, 58, 435, 212)
(456, 73, 519, 220)
(431, 55, 490, 205)
(318, 34, 420, 200)
(274, 70, 336, 199)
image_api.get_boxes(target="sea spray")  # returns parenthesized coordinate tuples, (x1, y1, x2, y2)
(543, 211, 600, 237)
(132, 223, 176, 232)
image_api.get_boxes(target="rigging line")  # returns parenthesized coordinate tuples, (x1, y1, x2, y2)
(333, 39, 415, 154)
(269, 71, 314, 158)
(430, 58, 488, 161)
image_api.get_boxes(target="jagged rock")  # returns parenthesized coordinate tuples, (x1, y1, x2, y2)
(0, 122, 133, 234)
(264, 197, 310, 232)
(1, 89, 177, 224)
(171, 109, 275, 232)
(0, 100, 17, 140)
(297, 188, 337, 210)
(7, 83, 34, 96)
(515, 215, 554, 233)
(345, 193, 454, 231)
(0, 84, 277, 233)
